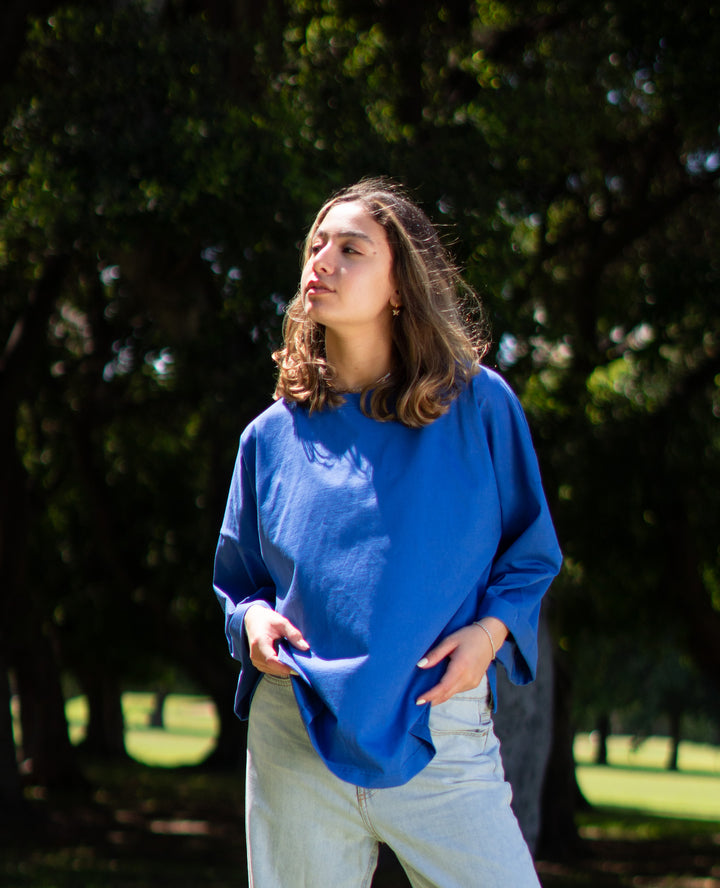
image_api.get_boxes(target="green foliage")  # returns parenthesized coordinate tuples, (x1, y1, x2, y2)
(1, 4, 313, 704)
(1, 0, 719, 773)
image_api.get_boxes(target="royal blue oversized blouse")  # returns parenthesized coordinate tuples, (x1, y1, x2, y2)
(213, 366, 562, 788)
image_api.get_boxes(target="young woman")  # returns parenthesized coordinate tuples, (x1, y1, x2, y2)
(213, 178, 562, 888)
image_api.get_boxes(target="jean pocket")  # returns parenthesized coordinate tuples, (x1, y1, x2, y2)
(429, 679, 493, 739)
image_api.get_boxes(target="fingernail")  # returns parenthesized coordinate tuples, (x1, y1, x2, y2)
(416, 698, 427, 706)
(297, 640, 310, 650)
(289, 670, 299, 676)
(417, 657, 429, 668)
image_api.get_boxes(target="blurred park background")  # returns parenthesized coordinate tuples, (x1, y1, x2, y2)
(1, 0, 719, 885)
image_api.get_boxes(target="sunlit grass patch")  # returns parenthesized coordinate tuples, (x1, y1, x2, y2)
(574, 733, 720, 821)
(58, 700, 720, 814)
(574, 733, 720, 774)
(576, 764, 720, 820)
(65, 693, 220, 767)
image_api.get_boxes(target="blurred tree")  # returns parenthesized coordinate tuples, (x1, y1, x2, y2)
(574, 643, 720, 771)
(0, 657, 24, 822)
(0, 3, 311, 779)
(1, 0, 718, 856)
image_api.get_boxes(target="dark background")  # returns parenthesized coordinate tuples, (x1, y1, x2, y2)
(1, 0, 719, 857)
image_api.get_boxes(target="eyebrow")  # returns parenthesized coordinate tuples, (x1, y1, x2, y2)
(314, 227, 376, 244)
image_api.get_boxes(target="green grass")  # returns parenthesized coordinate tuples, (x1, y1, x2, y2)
(6, 706, 720, 887)
(576, 765, 720, 820)
(573, 733, 720, 821)
(64, 697, 720, 821)
(65, 692, 220, 767)
(34, 696, 720, 819)
(574, 732, 720, 773)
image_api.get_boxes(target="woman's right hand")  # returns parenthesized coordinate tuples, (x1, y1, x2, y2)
(244, 604, 310, 676)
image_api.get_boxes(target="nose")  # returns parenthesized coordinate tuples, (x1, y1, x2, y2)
(311, 243, 333, 274)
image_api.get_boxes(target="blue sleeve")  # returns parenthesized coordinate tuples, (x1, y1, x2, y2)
(474, 370, 562, 685)
(212, 433, 275, 711)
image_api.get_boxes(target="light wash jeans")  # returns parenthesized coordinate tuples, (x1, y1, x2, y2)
(246, 674, 541, 888)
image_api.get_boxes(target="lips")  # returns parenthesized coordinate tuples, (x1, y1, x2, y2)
(305, 278, 333, 295)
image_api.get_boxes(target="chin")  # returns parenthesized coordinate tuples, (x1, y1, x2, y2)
(305, 303, 331, 324)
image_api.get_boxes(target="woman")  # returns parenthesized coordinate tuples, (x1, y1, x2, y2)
(213, 178, 562, 888)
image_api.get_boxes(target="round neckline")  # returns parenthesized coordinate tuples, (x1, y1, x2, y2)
(333, 372, 390, 395)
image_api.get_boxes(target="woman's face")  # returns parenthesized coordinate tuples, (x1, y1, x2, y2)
(301, 200, 397, 339)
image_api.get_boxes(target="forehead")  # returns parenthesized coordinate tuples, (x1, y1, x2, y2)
(314, 200, 389, 247)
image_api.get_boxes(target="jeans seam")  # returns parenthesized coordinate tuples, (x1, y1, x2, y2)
(431, 729, 490, 736)
(356, 787, 383, 841)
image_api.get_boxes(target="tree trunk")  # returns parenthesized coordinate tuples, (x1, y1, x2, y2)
(164, 626, 248, 771)
(594, 712, 610, 765)
(198, 681, 247, 771)
(1, 256, 74, 791)
(666, 709, 681, 772)
(537, 653, 584, 859)
(149, 690, 169, 729)
(0, 415, 26, 811)
(494, 613, 555, 855)
(14, 641, 81, 789)
(658, 433, 720, 693)
(672, 528, 720, 691)
(77, 671, 127, 759)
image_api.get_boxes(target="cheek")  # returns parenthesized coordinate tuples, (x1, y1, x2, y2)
(377, 267, 396, 299)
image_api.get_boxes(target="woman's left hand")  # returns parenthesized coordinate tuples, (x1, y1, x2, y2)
(415, 619, 506, 706)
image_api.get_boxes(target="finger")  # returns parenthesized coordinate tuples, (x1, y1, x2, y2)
(281, 622, 310, 651)
(255, 635, 283, 662)
(416, 650, 480, 706)
(263, 614, 310, 651)
(416, 676, 457, 707)
(416, 660, 461, 706)
(247, 610, 309, 653)
(417, 635, 459, 669)
(250, 640, 296, 676)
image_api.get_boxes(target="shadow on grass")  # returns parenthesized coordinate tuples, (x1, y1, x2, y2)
(537, 808, 720, 888)
(1, 762, 718, 888)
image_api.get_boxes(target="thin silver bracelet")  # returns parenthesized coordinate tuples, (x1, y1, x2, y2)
(473, 621, 496, 659)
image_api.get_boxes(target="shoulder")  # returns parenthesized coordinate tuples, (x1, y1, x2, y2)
(470, 364, 517, 398)
(466, 365, 524, 413)
(238, 398, 297, 459)
(241, 398, 294, 439)
(460, 366, 534, 442)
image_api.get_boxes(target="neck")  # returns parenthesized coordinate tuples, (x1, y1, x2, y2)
(325, 329, 393, 392)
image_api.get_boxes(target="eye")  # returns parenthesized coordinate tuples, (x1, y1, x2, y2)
(342, 244, 359, 254)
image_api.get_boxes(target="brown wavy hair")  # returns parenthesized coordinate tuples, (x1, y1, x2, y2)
(273, 178, 489, 428)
